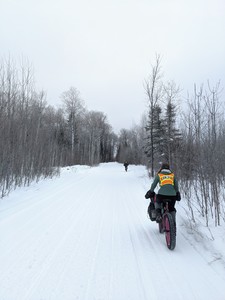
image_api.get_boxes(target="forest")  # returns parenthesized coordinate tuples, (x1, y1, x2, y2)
(0, 56, 224, 226)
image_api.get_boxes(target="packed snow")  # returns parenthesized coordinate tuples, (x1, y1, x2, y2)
(0, 162, 225, 300)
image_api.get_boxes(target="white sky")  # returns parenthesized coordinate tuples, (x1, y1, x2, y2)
(1, 0, 225, 133)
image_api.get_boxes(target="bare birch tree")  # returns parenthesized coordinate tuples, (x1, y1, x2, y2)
(144, 54, 164, 177)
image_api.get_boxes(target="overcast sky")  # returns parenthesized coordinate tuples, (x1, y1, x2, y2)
(1, 0, 225, 133)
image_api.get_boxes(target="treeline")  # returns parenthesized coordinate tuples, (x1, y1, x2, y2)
(115, 124, 146, 165)
(0, 58, 116, 196)
(180, 82, 225, 226)
(1, 55, 225, 226)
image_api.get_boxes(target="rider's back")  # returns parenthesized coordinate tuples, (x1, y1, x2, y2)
(150, 169, 178, 196)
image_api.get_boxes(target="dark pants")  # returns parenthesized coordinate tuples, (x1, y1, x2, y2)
(155, 194, 177, 213)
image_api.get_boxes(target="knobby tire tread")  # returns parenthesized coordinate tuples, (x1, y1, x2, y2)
(165, 213, 176, 250)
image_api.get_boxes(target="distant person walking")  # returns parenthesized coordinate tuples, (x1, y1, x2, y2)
(124, 161, 129, 172)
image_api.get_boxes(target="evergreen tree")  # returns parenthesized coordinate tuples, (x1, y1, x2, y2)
(162, 100, 182, 169)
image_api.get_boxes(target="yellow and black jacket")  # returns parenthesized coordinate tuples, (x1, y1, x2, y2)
(150, 169, 178, 196)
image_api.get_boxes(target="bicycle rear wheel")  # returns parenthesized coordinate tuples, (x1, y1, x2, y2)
(164, 213, 176, 250)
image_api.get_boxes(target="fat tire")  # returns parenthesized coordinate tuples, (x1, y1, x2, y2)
(164, 213, 176, 250)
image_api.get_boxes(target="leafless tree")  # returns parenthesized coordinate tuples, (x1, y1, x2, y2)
(144, 54, 164, 177)
(60, 87, 86, 164)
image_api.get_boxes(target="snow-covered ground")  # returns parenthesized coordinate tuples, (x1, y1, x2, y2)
(0, 162, 224, 300)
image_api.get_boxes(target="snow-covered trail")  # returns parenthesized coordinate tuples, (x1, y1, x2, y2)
(0, 163, 224, 300)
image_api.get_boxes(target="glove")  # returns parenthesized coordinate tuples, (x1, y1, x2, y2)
(145, 190, 150, 199)
(176, 191, 181, 201)
(145, 190, 155, 199)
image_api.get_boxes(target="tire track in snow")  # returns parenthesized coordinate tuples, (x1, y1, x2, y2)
(124, 182, 205, 300)
(35, 184, 108, 300)
(83, 198, 105, 300)
(80, 182, 122, 300)
(26, 175, 114, 300)
(0, 198, 88, 298)
(121, 191, 156, 300)
(123, 171, 225, 300)
(0, 172, 99, 299)
(108, 200, 116, 300)
(23, 191, 96, 300)
(123, 186, 180, 299)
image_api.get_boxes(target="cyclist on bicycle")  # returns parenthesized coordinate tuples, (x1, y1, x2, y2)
(145, 162, 181, 223)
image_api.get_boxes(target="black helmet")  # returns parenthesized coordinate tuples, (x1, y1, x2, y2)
(161, 162, 170, 170)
